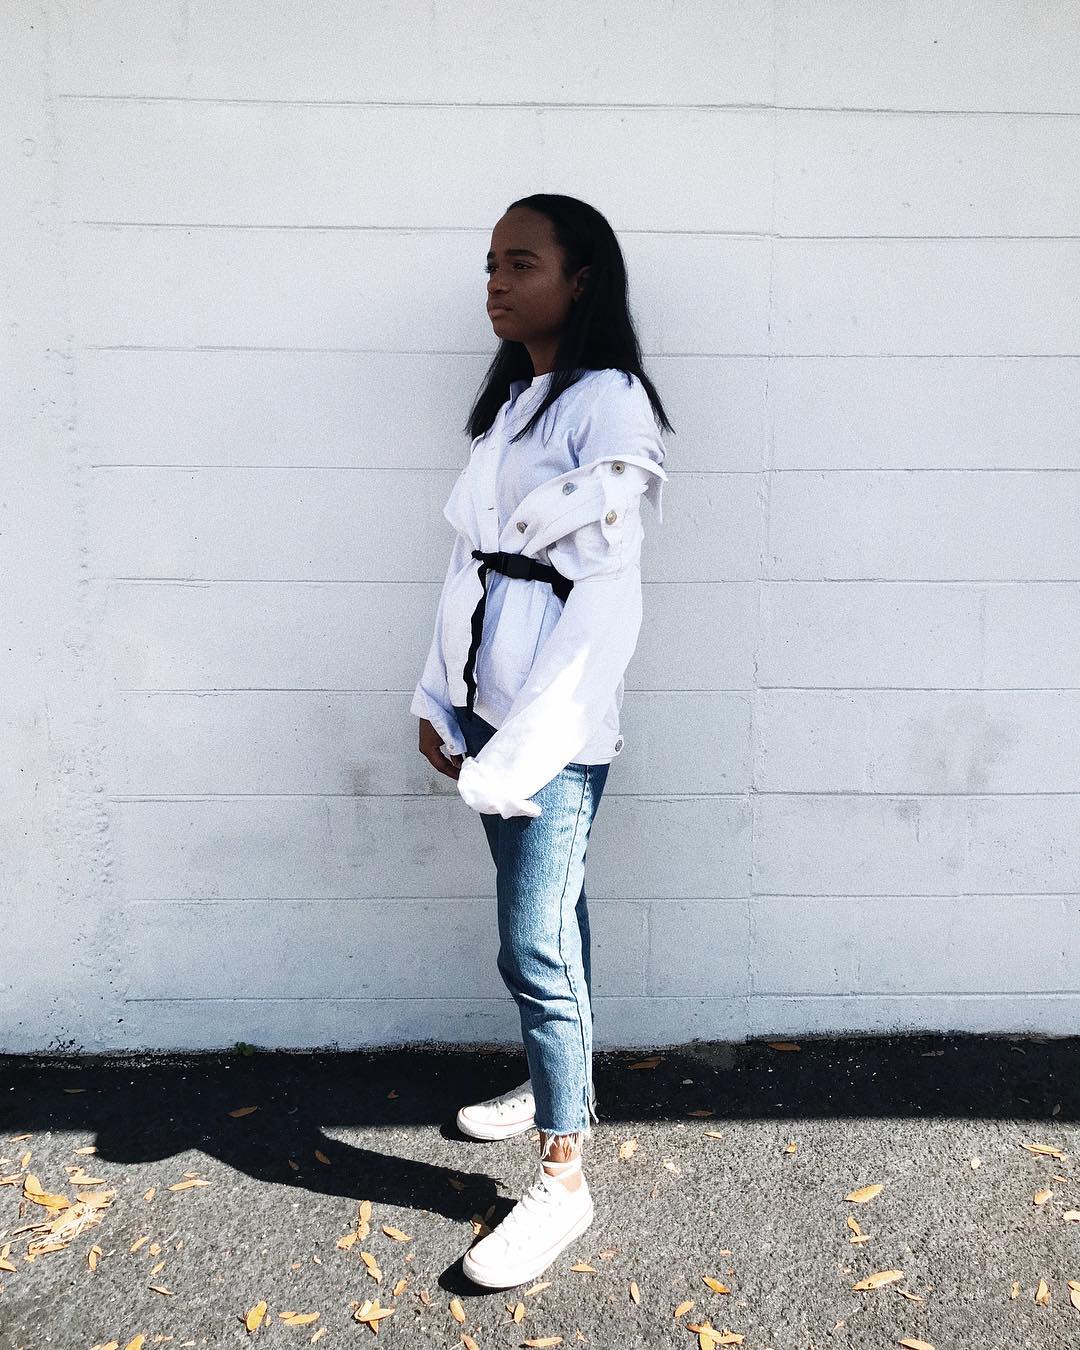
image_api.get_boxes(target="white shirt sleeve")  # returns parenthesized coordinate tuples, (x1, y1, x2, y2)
(455, 373, 666, 819)
(410, 530, 470, 759)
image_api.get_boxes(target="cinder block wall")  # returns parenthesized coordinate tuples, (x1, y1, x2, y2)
(4, 3, 1078, 1052)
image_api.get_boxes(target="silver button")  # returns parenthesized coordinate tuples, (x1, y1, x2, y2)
(516, 520, 527, 532)
(611, 461, 624, 473)
(605, 509, 618, 525)
(562, 482, 576, 494)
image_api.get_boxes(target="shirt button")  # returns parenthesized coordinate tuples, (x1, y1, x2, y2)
(605, 509, 618, 524)
(611, 461, 624, 473)
(516, 520, 527, 532)
(562, 482, 576, 494)
(614, 737, 624, 752)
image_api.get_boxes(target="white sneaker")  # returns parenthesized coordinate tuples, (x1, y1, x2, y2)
(461, 1158, 594, 1289)
(456, 1078, 599, 1141)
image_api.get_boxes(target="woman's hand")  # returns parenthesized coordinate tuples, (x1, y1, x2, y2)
(418, 717, 464, 780)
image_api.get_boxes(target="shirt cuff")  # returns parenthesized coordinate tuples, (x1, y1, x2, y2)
(456, 756, 543, 819)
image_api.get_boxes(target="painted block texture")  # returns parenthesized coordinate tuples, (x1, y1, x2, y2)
(4, 2, 1078, 1051)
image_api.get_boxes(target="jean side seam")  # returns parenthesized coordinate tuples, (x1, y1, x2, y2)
(545, 765, 591, 1136)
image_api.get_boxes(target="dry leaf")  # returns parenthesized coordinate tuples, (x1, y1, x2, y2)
(462, 1336, 480, 1350)
(525, 1280, 552, 1296)
(702, 1276, 730, 1294)
(845, 1184, 884, 1204)
(688, 1109, 715, 1118)
(68, 1169, 106, 1186)
(123, 1336, 146, 1350)
(354, 1299, 394, 1329)
(1034, 1279, 1051, 1305)
(143, 1186, 156, 1201)
(522, 1339, 563, 1348)
(1021, 1142, 1067, 1160)
(783, 1141, 797, 1154)
(314, 1150, 332, 1165)
(703, 1131, 724, 1140)
(1010, 1281, 1022, 1299)
(74, 1146, 98, 1155)
(360, 1250, 383, 1281)
(765, 1042, 801, 1051)
(628, 1056, 662, 1069)
(278, 1312, 319, 1326)
(381, 1225, 413, 1242)
(1068, 1280, 1080, 1312)
(618, 1138, 639, 1161)
(228, 1106, 259, 1118)
(244, 1301, 268, 1332)
(167, 1179, 210, 1192)
(1062, 1210, 1080, 1223)
(147, 1284, 174, 1296)
(674, 1300, 694, 1318)
(392, 1278, 408, 1297)
(569, 1263, 597, 1273)
(898, 1339, 935, 1349)
(449, 1296, 466, 1323)
(448, 1178, 466, 1191)
(852, 1269, 904, 1290)
(87, 1244, 103, 1272)
(1034, 1188, 1053, 1205)
(628, 1280, 640, 1304)
(511, 1300, 526, 1323)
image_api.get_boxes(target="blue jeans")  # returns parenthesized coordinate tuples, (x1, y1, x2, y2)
(453, 705, 609, 1138)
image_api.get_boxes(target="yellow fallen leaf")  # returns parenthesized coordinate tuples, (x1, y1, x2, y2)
(1010, 1281, 1022, 1299)
(1021, 1142, 1067, 1160)
(569, 1263, 597, 1273)
(381, 1224, 413, 1242)
(449, 1296, 466, 1323)
(628, 1057, 662, 1069)
(783, 1141, 797, 1154)
(524, 1280, 552, 1296)
(147, 1284, 174, 1296)
(1068, 1280, 1080, 1312)
(1033, 1188, 1052, 1205)
(1035, 1279, 1050, 1305)
(74, 1145, 98, 1155)
(87, 1244, 103, 1272)
(703, 1131, 724, 1140)
(168, 1179, 210, 1192)
(688, 1109, 715, 1118)
(766, 1042, 800, 1051)
(314, 1150, 332, 1165)
(337, 1232, 357, 1250)
(899, 1339, 935, 1349)
(462, 1336, 480, 1350)
(674, 1300, 694, 1318)
(244, 1301, 268, 1332)
(124, 1336, 146, 1350)
(392, 1278, 408, 1296)
(228, 1106, 259, 1118)
(68, 1170, 106, 1186)
(360, 1251, 382, 1282)
(853, 1269, 904, 1290)
(845, 1184, 884, 1204)
(1065, 1211, 1080, 1223)
(618, 1138, 639, 1160)
(702, 1275, 730, 1294)
(23, 1175, 70, 1209)
(522, 1339, 563, 1348)
(143, 1186, 156, 1201)
(628, 1280, 640, 1303)
(278, 1312, 319, 1325)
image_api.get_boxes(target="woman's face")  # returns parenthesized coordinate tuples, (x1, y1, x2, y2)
(485, 208, 588, 351)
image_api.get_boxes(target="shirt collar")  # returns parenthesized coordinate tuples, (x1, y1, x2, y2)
(509, 370, 555, 400)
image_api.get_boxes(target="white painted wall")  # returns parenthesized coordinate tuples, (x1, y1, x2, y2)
(3, 2, 1078, 1053)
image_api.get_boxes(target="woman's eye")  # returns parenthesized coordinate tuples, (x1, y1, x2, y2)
(483, 262, 528, 273)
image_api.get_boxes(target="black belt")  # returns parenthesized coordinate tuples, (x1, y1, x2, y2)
(463, 549, 574, 714)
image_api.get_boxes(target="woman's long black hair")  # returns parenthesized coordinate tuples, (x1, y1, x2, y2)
(465, 194, 674, 446)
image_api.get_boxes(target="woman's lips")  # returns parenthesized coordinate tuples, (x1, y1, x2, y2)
(488, 306, 511, 315)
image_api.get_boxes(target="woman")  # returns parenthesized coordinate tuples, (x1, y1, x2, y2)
(411, 193, 672, 1289)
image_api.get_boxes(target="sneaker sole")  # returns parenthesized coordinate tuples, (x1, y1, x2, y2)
(461, 1196, 595, 1289)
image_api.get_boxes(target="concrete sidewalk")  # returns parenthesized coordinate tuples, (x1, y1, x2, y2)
(1, 1034, 1078, 1349)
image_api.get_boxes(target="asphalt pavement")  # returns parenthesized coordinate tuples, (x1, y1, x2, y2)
(1, 1033, 1078, 1350)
